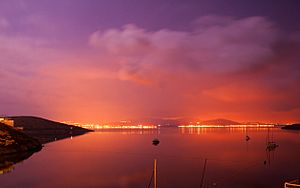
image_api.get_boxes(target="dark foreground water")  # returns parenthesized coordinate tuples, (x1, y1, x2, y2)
(1, 127, 300, 188)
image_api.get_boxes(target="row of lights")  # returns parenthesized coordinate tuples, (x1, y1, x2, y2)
(178, 124, 275, 128)
(63, 121, 158, 129)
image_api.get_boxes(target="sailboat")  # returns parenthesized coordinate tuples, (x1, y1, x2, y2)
(149, 127, 159, 187)
(266, 128, 279, 152)
(264, 127, 279, 165)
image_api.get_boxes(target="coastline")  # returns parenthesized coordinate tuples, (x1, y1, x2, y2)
(0, 123, 42, 156)
(0, 116, 93, 174)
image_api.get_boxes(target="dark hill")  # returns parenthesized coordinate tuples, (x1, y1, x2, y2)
(200, 119, 240, 125)
(282, 124, 300, 130)
(10, 116, 93, 144)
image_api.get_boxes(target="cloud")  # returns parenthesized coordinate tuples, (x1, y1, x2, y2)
(89, 16, 278, 83)
(86, 16, 300, 121)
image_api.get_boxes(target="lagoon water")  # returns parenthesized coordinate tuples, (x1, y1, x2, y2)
(1, 127, 300, 188)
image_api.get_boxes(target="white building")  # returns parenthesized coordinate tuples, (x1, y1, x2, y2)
(0, 117, 14, 127)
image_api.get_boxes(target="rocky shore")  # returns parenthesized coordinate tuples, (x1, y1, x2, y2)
(0, 116, 92, 174)
(0, 123, 42, 156)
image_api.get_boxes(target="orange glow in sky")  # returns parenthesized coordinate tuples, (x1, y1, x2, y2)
(0, 2, 300, 124)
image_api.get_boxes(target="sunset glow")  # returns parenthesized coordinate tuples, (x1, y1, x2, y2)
(1, 2, 300, 188)
(0, 1, 300, 123)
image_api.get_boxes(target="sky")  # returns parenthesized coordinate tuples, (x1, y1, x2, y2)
(0, 0, 300, 123)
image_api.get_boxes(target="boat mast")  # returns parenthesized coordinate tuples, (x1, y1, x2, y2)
(200, 158, 208, 188)
(154, 159, 157, 188)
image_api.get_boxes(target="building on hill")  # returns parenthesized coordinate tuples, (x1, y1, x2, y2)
(0, 117, 14, 127)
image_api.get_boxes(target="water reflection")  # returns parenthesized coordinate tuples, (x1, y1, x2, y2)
(0, 151, 35, 175)
(179, 127, 283, 167)
(0, 162, 14, 175)
(26, 130, 91, 144)
(0, 131, 89, 176)
(178, 127, 275, 135)
(1, 128, 300, 188)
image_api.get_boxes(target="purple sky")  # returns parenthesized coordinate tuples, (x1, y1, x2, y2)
(1, 0, 300, 123)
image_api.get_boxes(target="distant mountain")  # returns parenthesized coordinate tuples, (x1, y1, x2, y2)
(111, 117, 245, 126)
(241, 121, 272, 125)
(121, 117, 195, 127)
(200, 119, 240, 125)
(282, 124, 300, 130)
(143, 118, 194, 126)
(123, 117, 241, 126)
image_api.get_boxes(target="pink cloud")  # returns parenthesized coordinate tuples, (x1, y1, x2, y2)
(89, 16, 278, 82)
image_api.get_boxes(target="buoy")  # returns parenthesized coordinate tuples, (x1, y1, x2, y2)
(152, 138, 160, 146)
(246, 135, 250, 141)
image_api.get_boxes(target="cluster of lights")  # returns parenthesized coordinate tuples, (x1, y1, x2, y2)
(62, 121, 157, 130)
(178, 124, 275, 128)
(84, 124, 157, 129)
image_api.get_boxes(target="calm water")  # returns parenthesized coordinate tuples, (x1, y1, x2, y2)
(1, 127, 300, 188)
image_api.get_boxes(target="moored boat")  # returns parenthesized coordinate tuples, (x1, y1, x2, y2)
(284, 179, 300, 188)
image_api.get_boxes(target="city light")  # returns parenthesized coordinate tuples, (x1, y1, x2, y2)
(62, 121, 158, 130)
(178, 124, 275, 128)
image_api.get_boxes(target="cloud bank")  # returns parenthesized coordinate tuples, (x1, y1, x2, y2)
(89, 16, 277, 81)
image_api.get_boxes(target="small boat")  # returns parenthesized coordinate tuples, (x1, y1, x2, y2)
(246, 135, 250, 141)
(284, 179, 300, 188)
(152, 138, 160, 146)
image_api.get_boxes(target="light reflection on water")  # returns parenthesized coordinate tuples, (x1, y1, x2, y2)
(1, 128, 300, 188)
